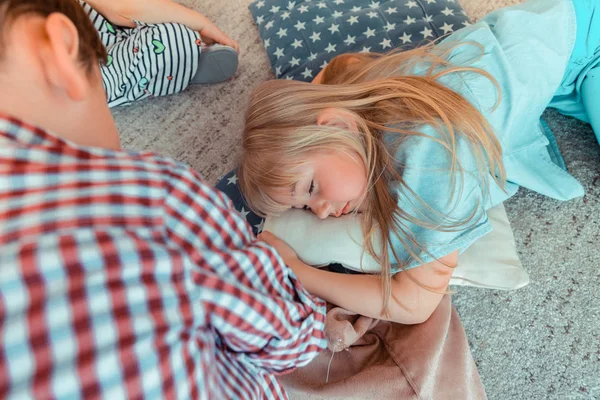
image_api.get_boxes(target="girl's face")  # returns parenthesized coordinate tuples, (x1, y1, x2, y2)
(268, 150, 368, 219)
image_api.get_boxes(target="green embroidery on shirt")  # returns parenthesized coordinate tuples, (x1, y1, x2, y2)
(152, 40, 166, 54)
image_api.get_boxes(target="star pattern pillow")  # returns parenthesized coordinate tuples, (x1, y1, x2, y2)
(249, 0, 471, 81)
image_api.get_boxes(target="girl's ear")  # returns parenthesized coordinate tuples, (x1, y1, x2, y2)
(316, 107, 359, 131)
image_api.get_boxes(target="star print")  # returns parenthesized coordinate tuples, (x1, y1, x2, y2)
(265, 20, 274, 30)
(298, 5, 309, 13)
(287, 0, 296, 9)
(313, 15, 325, 24)
(364, 27, 376, 38)
(308, 52, 318, 61)
(462, 21, 472, 27)
(332, 11, 343, 18)
(333, 0, 344, 4)
(270, 5, 280, 13)
(351, 6, 361, 12)
(441, 7, 454, 16)
(380, 38, 392, 49)
(320, 60, 329, 69)
(423, 15, 433, 23)
(385, 7, 397, 14)
(291, 39, 303, 48)
(255, 0, 265, 9)
(440, 22, 454, 34)
(344, 34, 356, 45)
(255, 220, 265, 233)
(309, 32, 321, 42)
(301, 68, 313, 79)
(400, 32, 412, 44)
(404, 15, 416, 25)
(406, 1, 417, 8)
(360, 46, 372, 53)
(273, 47, 285, 58)
(367, 11, 378, 18)
(328, 23, 340, 34)
(281, 11, 291, 20)
(385, 22, 396, 31)
(275, 66, 282, 76)
(290, 57, 301, 67)
(294, 21, 306, 31)
(264, 38, 270, 48)
(421, 27, 433, 38)
(347, 15, 359, 25)
(285, 76, 294, 80)
(238, 207, 250, 219)
(369, 1, 380, 8)
(227, 174, 239, 185)
(256, 15, 264, 24)
(276, 28, 288, 39)
(317, 2, 327, 9)
(426, 0, 435, 3)
(325, 43, 337, 53)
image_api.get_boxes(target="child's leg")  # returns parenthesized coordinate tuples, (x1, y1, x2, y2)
(80, 1, 237, 108)
(581, 65, 600, 144)
(101, 23, 202, 107)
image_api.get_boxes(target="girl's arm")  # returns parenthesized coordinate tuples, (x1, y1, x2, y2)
(259, 231, 456, 325)
(85, 0, 239, 51)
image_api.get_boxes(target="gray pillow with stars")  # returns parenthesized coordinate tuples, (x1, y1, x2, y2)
(249, 0, 471, 82)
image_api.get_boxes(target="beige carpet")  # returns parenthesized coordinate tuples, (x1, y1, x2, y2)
(112, 1, 600, 399)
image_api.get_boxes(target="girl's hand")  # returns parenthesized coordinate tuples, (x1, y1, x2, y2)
(199, 22, 240, 53)
(258, 231, 298, 265)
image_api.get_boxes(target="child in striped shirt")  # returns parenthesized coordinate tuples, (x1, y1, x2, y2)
(81, 0, 240, 107)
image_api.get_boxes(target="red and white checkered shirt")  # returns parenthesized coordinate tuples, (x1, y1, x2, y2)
(0, 114, 326, 399)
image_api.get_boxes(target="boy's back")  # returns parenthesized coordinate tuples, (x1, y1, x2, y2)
(0, 1, 326, 398)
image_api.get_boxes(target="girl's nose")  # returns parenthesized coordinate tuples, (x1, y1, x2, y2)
(315, 201, 332, 219)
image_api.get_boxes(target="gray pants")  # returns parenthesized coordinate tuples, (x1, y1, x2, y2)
(80, 1, 201, 107)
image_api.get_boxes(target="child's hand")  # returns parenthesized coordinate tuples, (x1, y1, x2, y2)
(258, 231, 298, 264)
(199, 22, 240, 53)
(87, 0, 239, 53)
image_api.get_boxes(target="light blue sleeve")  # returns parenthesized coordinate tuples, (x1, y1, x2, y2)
(388, 126, 492, 272)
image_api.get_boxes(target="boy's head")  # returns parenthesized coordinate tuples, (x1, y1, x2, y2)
(0, 0, 120, 150)
(0, 0, 107, 72)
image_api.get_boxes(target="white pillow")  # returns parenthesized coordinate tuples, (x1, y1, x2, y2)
(264, 203, 529, 290)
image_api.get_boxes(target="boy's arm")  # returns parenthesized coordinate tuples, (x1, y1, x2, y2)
(259, 231, 456, 325)
(85, 0, 239, 51)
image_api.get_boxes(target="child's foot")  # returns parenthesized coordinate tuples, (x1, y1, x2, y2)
(191, 45, 238, 84)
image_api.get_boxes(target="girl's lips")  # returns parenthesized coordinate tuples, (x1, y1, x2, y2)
(341, 202, 351, 215)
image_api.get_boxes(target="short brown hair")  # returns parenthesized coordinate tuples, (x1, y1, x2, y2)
(0, 0, 107, 71)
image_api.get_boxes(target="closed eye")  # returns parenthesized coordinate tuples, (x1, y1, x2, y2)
(308, 180, 315, 195)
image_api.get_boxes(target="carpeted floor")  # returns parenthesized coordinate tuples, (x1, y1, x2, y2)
(112, 0, 600, 398)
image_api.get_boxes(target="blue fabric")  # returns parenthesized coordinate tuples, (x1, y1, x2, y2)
(248, 0, 470, 81)
(387, 125, 492, 270)
(385, 0, 592, 268)
(425, 0, 583, 203)
(581, 65, 600, 144)
(548, 0, 600, 129)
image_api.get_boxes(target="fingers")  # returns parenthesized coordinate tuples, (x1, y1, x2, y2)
(257, 230, 274, 242)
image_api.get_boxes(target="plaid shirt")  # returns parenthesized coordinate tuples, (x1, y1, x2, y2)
(0, 115, 326, 399)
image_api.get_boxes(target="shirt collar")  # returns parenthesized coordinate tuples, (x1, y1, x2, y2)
(0, 112, 63, 147)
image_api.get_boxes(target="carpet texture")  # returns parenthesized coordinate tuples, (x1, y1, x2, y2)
(112, 1, 600, 398)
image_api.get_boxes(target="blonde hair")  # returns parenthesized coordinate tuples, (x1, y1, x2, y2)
(239, 43, 506, 313)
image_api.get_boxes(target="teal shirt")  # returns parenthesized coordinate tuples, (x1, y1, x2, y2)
(389, 0, 587, 270)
